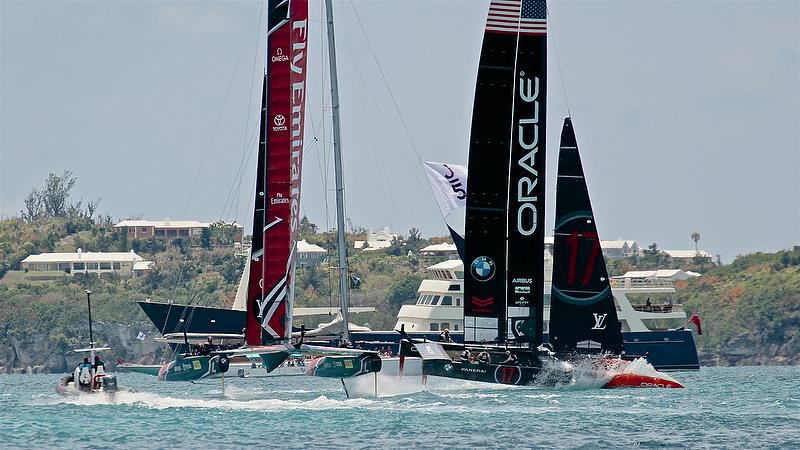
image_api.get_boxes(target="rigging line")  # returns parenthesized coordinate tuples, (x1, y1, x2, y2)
(219, 118, 260, 221)
(232, 3, 268, 225)
(337, 14, 427, 193)
(228, 122, 260, 221)
(350, 1, 460, 232)
(181, 4, 262, 220)
(348, 2, 426, 164)
(218, 1, 265, 224)
(362, 90, 400, 231)
(547, 8, 571, 117)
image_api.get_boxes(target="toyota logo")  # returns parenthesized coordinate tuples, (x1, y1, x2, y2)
(273, 115, 286, 126)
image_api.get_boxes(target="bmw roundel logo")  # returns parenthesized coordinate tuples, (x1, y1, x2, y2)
(444, 363, 454, 373)
(471, 256, 495, 282)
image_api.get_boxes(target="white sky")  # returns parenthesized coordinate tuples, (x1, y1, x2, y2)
(1, 0, 798, 262)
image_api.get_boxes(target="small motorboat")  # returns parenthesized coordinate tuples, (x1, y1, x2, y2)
(56, 347, 122, 396)
(55, 290, 128, 396)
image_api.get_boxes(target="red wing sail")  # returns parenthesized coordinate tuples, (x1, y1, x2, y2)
(246, 0, 308, 345)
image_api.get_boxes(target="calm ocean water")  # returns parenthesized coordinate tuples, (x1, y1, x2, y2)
(0, 366, 797, 449)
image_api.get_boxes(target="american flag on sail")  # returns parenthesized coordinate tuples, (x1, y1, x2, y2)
(486, 0, 547, 36)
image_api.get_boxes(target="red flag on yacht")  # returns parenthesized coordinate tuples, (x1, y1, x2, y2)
(690, 313, 703, 335)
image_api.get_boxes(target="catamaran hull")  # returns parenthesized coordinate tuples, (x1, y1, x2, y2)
(421, 360, 571, 386)
(305, 354, 382, 378)
(604, 373, 684, 389)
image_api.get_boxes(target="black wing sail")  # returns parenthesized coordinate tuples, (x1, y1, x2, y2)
(463, 1, 522, 344)
(464, 0, 548, 345)
(549, 117, 623, 354)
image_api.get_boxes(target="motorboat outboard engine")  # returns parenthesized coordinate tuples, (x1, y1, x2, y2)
(101, 374, 118, 392)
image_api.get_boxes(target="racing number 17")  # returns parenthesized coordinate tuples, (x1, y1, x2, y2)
(566, 231, 600, 286)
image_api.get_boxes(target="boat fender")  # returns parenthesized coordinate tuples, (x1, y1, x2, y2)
(218, 356, 230, 373)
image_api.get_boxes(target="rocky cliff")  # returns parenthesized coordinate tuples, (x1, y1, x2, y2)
(1, 321, 165, 374)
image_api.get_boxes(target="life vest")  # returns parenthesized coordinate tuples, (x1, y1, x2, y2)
(78, 366, 92, 385)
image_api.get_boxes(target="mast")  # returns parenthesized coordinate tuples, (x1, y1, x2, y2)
(85, 290, 94, 348)
(324, 0, 351, 342)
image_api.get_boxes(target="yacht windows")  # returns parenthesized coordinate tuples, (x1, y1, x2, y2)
(453, 324, 459, 331)
(448, 284, 460, 291)
(73, 263, 85, 270)
(455, 271, 464, 279)
(440, 322, 450, 331)
(441, 296, 453, 306)
(430, 323, 440, 331)
(456, 297, 462, 306)
(431, 296, 441, 305)
(99, 262, 111, 270)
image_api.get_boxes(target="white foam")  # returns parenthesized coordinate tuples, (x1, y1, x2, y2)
(52, 390, 377, 411)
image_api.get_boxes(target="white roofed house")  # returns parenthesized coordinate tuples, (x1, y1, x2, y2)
(297, 239, 327, 268)
(113, 219, 243, 245)
(601, 240, 639, 259)
(663, 249, 714, 262)
(21, 249, 152, 278)
(354, 227, 397, 251)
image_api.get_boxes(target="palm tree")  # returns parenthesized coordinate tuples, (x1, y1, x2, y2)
(691, 232, 701, 254)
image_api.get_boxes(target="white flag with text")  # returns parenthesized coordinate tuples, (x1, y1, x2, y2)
(423, 161, 468, 218)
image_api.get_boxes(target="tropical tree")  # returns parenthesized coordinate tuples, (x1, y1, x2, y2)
(691, 232, 701, 253)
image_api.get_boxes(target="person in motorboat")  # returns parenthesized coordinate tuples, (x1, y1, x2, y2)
(92, 355, 106, 388)
(477, 350, 491, 364)
(460, 348, 473, 363)
(75, 357, 93, 391)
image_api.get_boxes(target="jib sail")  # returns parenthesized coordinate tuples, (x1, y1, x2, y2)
(549, 117, 623, 354)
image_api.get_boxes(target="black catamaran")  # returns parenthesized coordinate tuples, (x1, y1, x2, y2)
(398, 0, 573, 386)
(399, 0, 683, 389)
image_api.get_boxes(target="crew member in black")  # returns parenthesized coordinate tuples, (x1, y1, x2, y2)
(501, 351, 518, 365)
